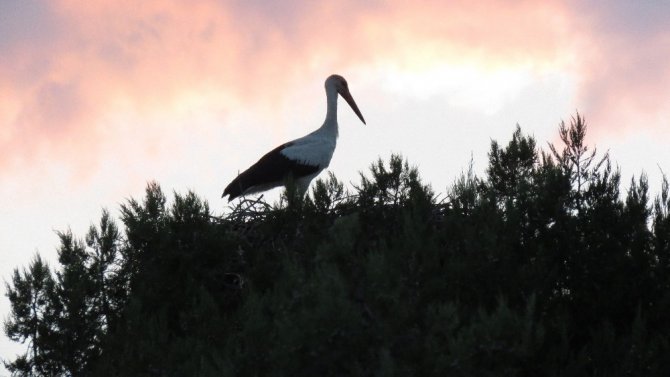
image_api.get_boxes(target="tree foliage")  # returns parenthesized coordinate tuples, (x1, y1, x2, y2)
(5, 114, 670, 376)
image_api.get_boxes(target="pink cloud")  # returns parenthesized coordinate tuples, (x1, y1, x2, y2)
(6, 0, 667, 180)
(566, 1, 670, 139)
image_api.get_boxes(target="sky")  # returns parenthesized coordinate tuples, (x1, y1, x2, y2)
(1, 0, 670, 368)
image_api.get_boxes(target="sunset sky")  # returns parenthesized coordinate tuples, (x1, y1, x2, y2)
(2, 0, 670, 364)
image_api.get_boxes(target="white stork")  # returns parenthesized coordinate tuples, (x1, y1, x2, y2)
(222, 74, 366, 201)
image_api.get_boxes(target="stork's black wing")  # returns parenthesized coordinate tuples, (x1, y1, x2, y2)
(222, 142, 320, 201)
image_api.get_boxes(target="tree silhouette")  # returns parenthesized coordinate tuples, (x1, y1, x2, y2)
(4, 255, 60, 376)
(5, 113, 670, 376)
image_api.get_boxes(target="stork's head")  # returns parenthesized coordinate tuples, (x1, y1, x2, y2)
(326, 74, 366, 125)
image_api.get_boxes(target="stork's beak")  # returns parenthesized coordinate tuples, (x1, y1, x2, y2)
(340, 89, 366, 125)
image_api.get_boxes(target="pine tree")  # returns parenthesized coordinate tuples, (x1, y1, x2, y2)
(5, 113, 670, 375)
(4, 255, 61, 376)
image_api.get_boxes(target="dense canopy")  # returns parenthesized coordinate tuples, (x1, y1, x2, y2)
(5, 115, 670, 376)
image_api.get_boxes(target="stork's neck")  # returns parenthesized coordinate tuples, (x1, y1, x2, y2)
(320, 85, 339, 138)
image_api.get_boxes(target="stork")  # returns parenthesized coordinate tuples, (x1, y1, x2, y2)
(222, 74, 366, 201)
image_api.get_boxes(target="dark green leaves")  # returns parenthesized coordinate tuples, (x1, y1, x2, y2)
(5, 114, 670, 376)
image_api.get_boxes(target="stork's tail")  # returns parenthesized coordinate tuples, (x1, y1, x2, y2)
(222, 177, 244, 201)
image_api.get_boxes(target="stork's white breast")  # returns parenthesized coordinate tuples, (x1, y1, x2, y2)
(280, 134, 336, 168)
